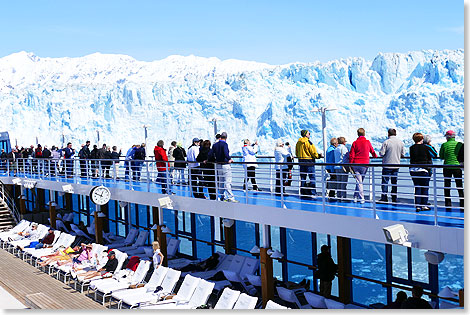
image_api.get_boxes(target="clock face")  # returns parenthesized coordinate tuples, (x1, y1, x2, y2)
(90, 186, 111, 205)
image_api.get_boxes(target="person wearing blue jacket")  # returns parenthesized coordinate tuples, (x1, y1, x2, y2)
(64, 142, 75, 177)
(334, 137, 350, 201)
(325, 138, 338, 200)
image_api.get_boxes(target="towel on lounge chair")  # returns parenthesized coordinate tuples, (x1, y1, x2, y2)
(126, 256, 140, 272)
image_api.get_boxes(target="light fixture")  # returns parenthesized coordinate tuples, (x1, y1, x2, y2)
(23, 179, 37, 189)
(269, 249, 284, 259)
(118, 200, 128, 208)
(97, 212, 106, 218)
(438, 286, 458, 299)
(267, 249, 274, 256)
(49, 202, 57, 207)
(161, 226, 171, 233)
(62, 184, 74, 194)
(383, 224, 410, 246)
(249, 245, 260, 254)
(158, 196, 173, 209)
(424, 250, 445, 265)
(222, 219, 235, 228)
(150, 224, 158, 230)
(11, 178, 21, 185)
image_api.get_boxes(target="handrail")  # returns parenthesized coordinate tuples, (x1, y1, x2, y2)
(0, 182, 21, 224)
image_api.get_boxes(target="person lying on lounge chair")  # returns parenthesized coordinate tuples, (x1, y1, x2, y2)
(81, 250, 118, 280)
(180, 252, 220, 272)
(57, 243, 93, 266)
(38, 245, 80, 267)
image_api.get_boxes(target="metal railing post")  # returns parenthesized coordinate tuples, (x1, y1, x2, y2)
(146, 160, 150, 192)
(433, 170, 438, 226)
(215, 164, 220, 201)
(280, 168, 285, 208)
(372, 167, 377, 218)
(244, 165, 249, 204)
(321, 165, 326, 213)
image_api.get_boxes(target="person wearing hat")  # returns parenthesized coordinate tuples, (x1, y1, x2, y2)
(242, 139, 261, 191)
(315, 245, 337, 298)
(83, 250, 118, 280)
(295, 129, 321, 198)
(439, 130, 464, 210)
(187, 137, 204, 198)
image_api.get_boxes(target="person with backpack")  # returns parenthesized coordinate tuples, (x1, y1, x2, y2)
(439, 130, 464, 211)
(132, 143, 146, 181)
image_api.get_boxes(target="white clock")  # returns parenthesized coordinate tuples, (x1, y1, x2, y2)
(90, 186, 111, 205)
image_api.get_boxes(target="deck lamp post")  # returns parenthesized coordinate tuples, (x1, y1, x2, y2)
(208, 117, 223, 137)
(143, 125, 148, 146)
(311, 106, 337, 162)
(96, 130, 100, 144)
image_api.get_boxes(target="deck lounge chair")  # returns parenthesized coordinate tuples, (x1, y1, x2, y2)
(91, 259, 151, 305)
(265, 300, 289, 309)
(304, 292, 327, 308)
(276, 286, 311, 309)
(214, 287, 241, 309)
(107, 228, 139, 248)
(140, 279, 215, 309)
(119, 268, 181, 309)
(233, 293, 258, 309)
(113, 230, 149, 254)
(0, 220, 30, 247)
(324, 298, 345, 309)
(110, 266, 169, 308)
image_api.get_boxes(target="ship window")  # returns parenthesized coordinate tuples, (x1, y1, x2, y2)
(351, 240, 386, 282)
(438, 253, 464, 293)
(411, 248, 429, 283)
(392, 244, 408, 279)
(236, 220, 257, 253)
(195, 214, 212, 259)
(352, 278, 387, 306)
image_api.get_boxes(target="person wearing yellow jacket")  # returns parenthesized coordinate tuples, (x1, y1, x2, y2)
(295, 130, 322, 197)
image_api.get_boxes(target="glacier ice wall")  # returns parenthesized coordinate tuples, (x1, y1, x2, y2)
(0, 49, 464, 155)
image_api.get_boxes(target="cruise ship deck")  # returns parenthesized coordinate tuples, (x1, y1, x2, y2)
(0, 158, 464, 309)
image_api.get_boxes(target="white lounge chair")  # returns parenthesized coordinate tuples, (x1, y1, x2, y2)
(107, 228, 139, 248)
(265, 300, 289, 309)
(0, 220, 30, 247)
(304, 291, 327, 309)
(7, 224, 49, 254)
(276, 286, 310, 309)
(210, 254, 247, 291)
(56, 242, 104, 283)
(113, 230, 149, 254)
(119, 268, 181, 309)
(222, 256, 259, 292)
(140, 279, 215, 309)
(214, 287, 241, 309)
(233, 293, 258, 309)
(92, 259, 151, 305)
(110, 266, 169, 308)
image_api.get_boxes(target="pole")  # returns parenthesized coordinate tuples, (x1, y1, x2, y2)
(214, 119, 217, 136)
(144, 126, 148, 146)
(96, 130, 100, 144)
(322, 108, 327, 163)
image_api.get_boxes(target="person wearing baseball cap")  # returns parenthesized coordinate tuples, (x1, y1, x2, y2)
(83, 250, 118, 280)
(439, 130, 464, 211)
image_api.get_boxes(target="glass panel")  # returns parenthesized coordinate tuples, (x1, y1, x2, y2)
(438, 254, 464, 292)
(273, 259, 282, 280)
(184, 212, 191, 232)
(351, 239, 386, 281)
(287, 263, 313, 290)
(286, 228, 312, 265)
(195, 214, 212, 259)
(129, 204, 137, 226)
(391, 284, 412, 305)
(270, 226, 281, 250)
(179, 237, 193, 256)
(138, 205, 148, 228)
(236, 220, 257, 252)
(163, 209, 176, 234)
(316, 233, 328, 254)
(411, 248, 429, 283)
(392, 245, 408, 279)
(352, 278, 387, 306)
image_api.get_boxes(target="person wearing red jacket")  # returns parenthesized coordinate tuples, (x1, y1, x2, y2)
(349, 128, 377, 203)
(154, 140, 170, 194)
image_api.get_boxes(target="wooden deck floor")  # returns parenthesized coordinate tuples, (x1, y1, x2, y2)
(0, 249, 106, 309)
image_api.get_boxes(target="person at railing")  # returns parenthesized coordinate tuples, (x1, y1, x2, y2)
(64, 142, 75, 177)
(207, 131, 238, 203)
(124, 145, 137, 180)
(379, 128, 405, 204)
(42, 145, 51, 176)
(242, 139, 261, 191)
(349, 128, 377, 204)
(172, 142, 187, 185)
(0, 149, 6, 173)
(325, 138, 338, 201)
(133, 143, 146, 181)
(295, 129, 321, 198)
(102, 145, 113, 179)
(274, 139, 290, 196)
(457, 143, 464, 164)
(439, 130, 464, 211)
(315, 244, 337, 298)
(89, 144, 99, 178)
(78, 140, 91, 177)
(188, 138, 204, 198)
(197, 140, 216, 200)
(33, 144, 43, 174)
(111, 146, 122, 179)
(401, 285, 432, 309)
(154, 140, 170, 194)
(167, 141, 177, 184)
(334, 137, 350, 201)
(409, 132, 433, 212)
(383, 291, 407, 309)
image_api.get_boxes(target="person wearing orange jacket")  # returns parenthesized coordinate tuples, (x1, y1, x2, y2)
(295, 130, 322, 198)
(154, 140, 170, 194)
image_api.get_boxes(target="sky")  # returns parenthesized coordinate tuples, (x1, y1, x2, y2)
(0, 0, 464, 65)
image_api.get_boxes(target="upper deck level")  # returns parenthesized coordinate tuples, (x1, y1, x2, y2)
(0, 156, 464, 255)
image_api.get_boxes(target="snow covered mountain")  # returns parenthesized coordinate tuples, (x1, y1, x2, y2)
(0, 49, 464, 155)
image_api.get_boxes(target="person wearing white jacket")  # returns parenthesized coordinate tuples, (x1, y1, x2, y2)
(242, 139, 261, 191)
(274, 140, 291, 196)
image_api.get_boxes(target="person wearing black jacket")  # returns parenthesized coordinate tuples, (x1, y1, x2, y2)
(103, 146, 113, 178)
(409, 133, 434, 212)
(172, 144, 187, 185)
(89, 145, 99, 178)
(197, 140, 216, 200)
(78, 141, 91, 177)
(110, 146, 121, 179)
(401, 286, 432, 309)
(316, 245, 337, 298)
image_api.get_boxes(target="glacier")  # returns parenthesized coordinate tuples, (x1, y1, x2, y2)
(0, 49, 464, 155)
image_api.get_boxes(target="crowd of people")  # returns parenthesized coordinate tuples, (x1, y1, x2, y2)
(0, 128, 464, 210)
